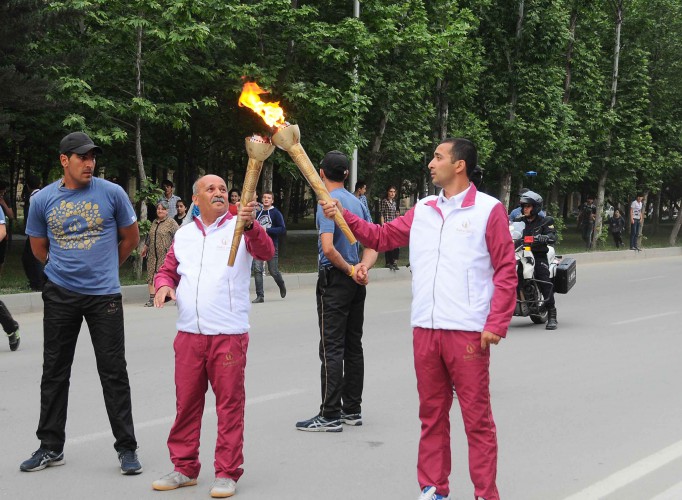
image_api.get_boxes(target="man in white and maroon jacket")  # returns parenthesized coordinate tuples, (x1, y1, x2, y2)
(151, 174, 274, 498)
(321, 138, 516, 500)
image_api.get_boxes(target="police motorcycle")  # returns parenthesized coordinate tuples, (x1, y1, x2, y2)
(509, 199, 576, 326)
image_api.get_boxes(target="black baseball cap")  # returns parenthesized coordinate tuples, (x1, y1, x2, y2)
(59, 132, 102, 155)
(319, 150, 349, 180)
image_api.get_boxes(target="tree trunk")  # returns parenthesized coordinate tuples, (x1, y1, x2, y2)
(591, 1, 622, 250)
(365, 109, 389, 186)
(594, 169, 608, 249)
(499, 172, 512, 209)
(670, 209, 682, 245)
(134, 24, 147, 279)
(499, 0, 524, 207)
(652, 188, 661, 235)
(261, 162, 273, 194)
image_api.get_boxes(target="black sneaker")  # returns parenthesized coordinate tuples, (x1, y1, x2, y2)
(20, 448, 64, 472)
(252, 296, 264, 303)
(279, 283, 287, 298)
(295, 414, 342, 432)
(118, 449, 143, 475)
(7, 329, 20, 351)
(340, 411, 362, 426)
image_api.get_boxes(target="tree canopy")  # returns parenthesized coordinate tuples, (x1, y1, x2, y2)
(1, 0, 681, 240)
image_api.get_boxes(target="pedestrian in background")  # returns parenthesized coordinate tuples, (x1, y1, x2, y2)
(321, 138, 516, 500)
(174, 199, 188, 226)
(380, 185, 400, 270)
(630, 193, 644, 250)
(252, 190, 286, 303)
(0, 205, 20, 351)
(296, 151, 377, 432)
(22, 174, 45, 291)
(141, 200, 179, 307)
(159, 179, 181, 220)
(608, 208, 626, 249)
(21, 131, 142, 475)
(0, 180, 14, 277)
(354, 180, 372, 223)
(152, 174, 274, 497)
(228, 188, 240, 216)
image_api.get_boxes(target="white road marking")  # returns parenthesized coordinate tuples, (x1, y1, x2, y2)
(563, 439, 682, 500)
(612, 311, 678, 326)
(628, 275, 665, 283)
(650, 481, 682, 500)
(67, 388, 305, 446)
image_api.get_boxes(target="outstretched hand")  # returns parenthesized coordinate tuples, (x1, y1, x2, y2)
(319, 199, 343, 220)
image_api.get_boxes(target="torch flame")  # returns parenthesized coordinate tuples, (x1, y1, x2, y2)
(239, 82, 286, 128)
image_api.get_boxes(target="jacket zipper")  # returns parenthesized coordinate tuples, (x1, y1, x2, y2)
(431, 218, 445, 328)
(195, 234, 206, 333)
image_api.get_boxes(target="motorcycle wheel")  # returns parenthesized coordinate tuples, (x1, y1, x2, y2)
(530, 311, 548, 324)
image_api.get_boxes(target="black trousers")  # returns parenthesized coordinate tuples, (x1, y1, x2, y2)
(0, 300, 18, 334)
(384, 247, 400, 266)
(22, 239, 45, 291)
(316, 267, 366, 418)
(534, 254, 555, 308)
(37, 281, 137, 453)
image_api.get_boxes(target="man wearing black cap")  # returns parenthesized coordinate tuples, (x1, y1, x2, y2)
(295, 151, 377, 432)
(21, 132, 143, 475)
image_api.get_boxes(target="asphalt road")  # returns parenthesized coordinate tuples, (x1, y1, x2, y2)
(1, 255, 681, 500)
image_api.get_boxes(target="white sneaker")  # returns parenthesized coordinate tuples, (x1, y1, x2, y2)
(152, 471, 197, 491)
(210, 477, 237, 498)
(418, 486, 451, 500)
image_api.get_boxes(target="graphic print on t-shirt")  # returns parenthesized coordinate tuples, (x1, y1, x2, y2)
(257, 211, 272, 229)
(47, 199, 104, 250)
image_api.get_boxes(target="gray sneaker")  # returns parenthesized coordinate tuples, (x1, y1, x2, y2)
(210, 477, 237, 498)
(152, 471, 197, 491)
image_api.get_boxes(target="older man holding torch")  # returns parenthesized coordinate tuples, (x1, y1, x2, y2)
(151, 174, 274, 498)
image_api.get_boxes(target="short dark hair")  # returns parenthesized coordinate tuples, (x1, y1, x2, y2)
(355, 180, 366, 191)
(162, 179, 174, 189)
(262, 190, 274, 197)
(320, 151, 350, 182)
(228, 188, 240, 197)
(441, 138, 478, 178)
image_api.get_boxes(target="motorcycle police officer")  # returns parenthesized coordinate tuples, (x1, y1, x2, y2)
(514, 191, 558, 330)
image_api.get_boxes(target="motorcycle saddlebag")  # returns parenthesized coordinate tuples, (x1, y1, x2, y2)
(554, 257, 576, 294)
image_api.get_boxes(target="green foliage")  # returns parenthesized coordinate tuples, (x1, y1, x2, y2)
(0, 0, 681, 247)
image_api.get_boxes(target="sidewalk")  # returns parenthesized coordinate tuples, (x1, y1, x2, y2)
(2, 246, 679, 315)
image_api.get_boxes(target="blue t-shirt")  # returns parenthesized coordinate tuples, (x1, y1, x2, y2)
(0, 205, 5, 225)
(317, 188, 372, 268)
(26, 177, 138, 295)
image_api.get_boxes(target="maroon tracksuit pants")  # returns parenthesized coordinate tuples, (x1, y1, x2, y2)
(167, 332, 248, 481)
(413, 327, 499, 500)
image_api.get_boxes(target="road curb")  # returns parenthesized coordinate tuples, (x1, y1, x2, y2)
(0, 266, 412, 315)
(3, 247, 679, 315)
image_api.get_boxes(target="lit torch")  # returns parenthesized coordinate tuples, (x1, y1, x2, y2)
(238, 82, 356, 244)
(228, 134, 275, 266)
